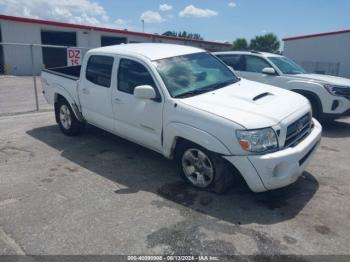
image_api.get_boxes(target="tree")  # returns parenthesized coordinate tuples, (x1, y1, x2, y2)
(231, 38, 249, 50)
(162, 30, 203, 40)
(249, 33, 280, 53)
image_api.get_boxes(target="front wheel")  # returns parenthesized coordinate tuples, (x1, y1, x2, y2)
(175, 142, 235, 194)
(56, 99, 85, 136)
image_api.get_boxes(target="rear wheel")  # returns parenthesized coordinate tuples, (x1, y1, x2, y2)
(175, 141, 235, 194)
(56, 99, 85, 136)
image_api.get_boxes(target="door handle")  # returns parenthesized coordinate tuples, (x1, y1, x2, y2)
(114, 97, 124, 104)
(81, 88, 89, 95)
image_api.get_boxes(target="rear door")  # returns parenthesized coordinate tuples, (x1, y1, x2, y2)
(112, 57, 164, 152)
(79, 54, 115, 131)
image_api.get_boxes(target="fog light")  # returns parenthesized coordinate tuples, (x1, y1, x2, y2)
(331, 100, 339, 111)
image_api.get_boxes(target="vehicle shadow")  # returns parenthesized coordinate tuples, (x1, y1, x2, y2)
(27, 125, 319, 226)
(322, 118, 350, 138)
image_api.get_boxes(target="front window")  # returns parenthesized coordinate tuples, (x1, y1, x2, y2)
(215, 54, 244, 71)
(269, 56, 306, 75)
(244, 55, 271, 73)
(118, 59, 156, 94)
(153, 52, 239, 98)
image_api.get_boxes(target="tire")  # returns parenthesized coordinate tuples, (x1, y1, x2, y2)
(56, 98, 85, 136)
(175, 141, 235, 194)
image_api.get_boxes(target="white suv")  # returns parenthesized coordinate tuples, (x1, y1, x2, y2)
(214, 51, 350, 121)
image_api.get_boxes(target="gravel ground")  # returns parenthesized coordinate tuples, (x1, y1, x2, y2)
(0, 112, 350, 257)
(0, 76, 52, 116)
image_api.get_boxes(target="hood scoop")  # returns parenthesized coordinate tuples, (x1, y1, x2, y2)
(253, 92, 273, 101)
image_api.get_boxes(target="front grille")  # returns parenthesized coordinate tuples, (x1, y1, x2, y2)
(285, 113, 312, 147)
(333, 87, 350, 100)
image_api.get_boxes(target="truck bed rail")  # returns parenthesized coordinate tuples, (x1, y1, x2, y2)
(42, 65, 81, 80)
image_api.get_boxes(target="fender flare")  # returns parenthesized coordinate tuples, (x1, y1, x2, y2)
(290, 88, 323, 114)
(163, 122, 231, 158)
(53, 84, 84, 122)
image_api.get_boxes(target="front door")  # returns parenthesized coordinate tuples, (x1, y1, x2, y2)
(112, 58, 164, 152)
(237, 55, 277, 84)
(79, 55, 115, 131)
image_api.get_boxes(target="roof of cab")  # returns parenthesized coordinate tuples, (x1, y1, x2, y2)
(90, 43, 204, 61)
(213, 50, 283, 58)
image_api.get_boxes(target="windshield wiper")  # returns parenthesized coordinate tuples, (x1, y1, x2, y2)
(206, 78, 240, 90)
(174, 78, 239, 98)
(174, 89, 210, 98)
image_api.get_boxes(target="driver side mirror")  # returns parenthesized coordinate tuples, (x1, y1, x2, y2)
(134, 85, 156, 100)
(262, 67, 277, 75)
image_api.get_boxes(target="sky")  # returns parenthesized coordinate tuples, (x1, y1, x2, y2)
(0, 0, 349, 43)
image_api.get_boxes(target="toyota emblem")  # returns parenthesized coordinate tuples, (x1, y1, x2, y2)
(297, 121, 304, 133)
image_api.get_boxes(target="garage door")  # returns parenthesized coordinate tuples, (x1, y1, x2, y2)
(101, 36, 127, 46)
(41, 30, 76, 68)
(0, 26, 4, 74)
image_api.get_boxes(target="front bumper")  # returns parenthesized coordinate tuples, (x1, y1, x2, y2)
(323, 96, 350, 119)
(224, 119, 322, 192)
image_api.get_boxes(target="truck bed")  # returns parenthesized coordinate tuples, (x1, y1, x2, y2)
(42, 65, 81, 80)
(41, 65, 81, 107)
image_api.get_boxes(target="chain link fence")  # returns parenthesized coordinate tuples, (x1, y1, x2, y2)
(300, 61, 340, 76)
(0, 43, 90, 116)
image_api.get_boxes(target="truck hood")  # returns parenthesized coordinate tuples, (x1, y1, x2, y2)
(180, 79, 309, 129)
(294, 73, 350, 86)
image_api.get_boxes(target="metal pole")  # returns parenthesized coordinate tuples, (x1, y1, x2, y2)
(142, 19, 145, 33)
(30, 44, 39, 111)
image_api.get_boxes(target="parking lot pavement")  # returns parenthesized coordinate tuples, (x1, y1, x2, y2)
(0, 76, 52, 116)
(0, 112, 350, 255)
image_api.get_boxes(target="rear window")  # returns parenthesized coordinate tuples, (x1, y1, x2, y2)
(86, 55, 114, 87)
(216, 54, 244, 71)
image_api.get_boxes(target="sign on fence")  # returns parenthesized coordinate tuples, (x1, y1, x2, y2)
(67, 48, 82, 66)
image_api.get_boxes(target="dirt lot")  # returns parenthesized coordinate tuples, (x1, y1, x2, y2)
(0, 112, 350, 256)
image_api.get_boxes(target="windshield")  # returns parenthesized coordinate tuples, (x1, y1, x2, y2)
(269, 56, 306, 75)
(153, 52, 239, 98)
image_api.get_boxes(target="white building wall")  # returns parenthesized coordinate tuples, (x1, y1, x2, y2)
(1, 20, 43, 75)
(283, 33, 350, 78)
(0, 18, 230, 75)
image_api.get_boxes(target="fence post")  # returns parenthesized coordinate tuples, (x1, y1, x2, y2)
(30, 44, 39, 111)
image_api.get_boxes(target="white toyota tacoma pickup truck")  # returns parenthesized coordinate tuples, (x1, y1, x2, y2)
(214, 51, 350, 121)
(41, 44, 322, 193)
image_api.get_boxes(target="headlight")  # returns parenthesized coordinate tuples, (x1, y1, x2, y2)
(324, 84, 350, 96)
(236, 128, 278, 153)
